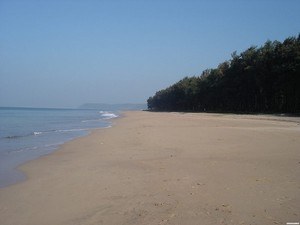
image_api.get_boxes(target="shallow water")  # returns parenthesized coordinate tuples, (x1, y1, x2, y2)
(0, 107, 118, 187)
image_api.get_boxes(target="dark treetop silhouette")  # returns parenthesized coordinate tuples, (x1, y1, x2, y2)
(148, 35, 300, 113)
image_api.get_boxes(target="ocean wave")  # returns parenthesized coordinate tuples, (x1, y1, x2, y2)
(3, 128, 87, 139)
(45, 142, 64, 148)
(4, 135, 26, 139)
(7, 146, 38, 154)
(3, 131, 43, 139)
(81, 112, 118, 122)
(100, 112, 118, 119)
(81, 119, 102, 123)
(3, 113, 116, 140)
(55, 128, 88, 133)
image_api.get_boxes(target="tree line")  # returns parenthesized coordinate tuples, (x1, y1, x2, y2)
(147, 35, 300, 113)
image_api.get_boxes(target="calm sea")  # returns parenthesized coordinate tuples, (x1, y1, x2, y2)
(0, 107, 118, 188)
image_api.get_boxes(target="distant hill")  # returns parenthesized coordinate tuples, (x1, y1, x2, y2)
(78, 103, 147, 111)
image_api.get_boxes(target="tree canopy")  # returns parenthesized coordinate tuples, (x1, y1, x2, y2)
(147, 35, 300, 113)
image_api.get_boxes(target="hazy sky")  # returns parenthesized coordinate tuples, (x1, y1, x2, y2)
(0, 0, 299, 108)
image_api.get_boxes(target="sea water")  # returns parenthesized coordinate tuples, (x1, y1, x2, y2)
(0, 107, 118, 188)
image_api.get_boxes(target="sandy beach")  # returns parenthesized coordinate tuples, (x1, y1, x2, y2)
(0, 111, 299, 225)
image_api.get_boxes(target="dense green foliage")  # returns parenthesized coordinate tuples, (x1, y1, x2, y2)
(147, 35, 300, 113)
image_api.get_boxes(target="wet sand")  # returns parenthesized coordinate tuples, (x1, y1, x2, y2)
(0, 111, 299, 225)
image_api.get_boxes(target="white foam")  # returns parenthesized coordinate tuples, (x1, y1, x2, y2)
(55, 128, 88, 133)
(101, 113, 118, 119)
(9, 146, 38, 154)
(45, 142, 64, 148)
(33, 132, 42, 136)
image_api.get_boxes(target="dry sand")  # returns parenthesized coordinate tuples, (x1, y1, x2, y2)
(0, 111, 299, 225)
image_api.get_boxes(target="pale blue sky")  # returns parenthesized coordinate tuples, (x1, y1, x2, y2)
(0, 0, 299, 108)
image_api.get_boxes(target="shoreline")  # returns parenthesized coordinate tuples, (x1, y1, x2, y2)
(0, 113, 120, 189)
(8, 111, 298, 188)
(0, 111, 299, 225)
(15, 115, 122, 184)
